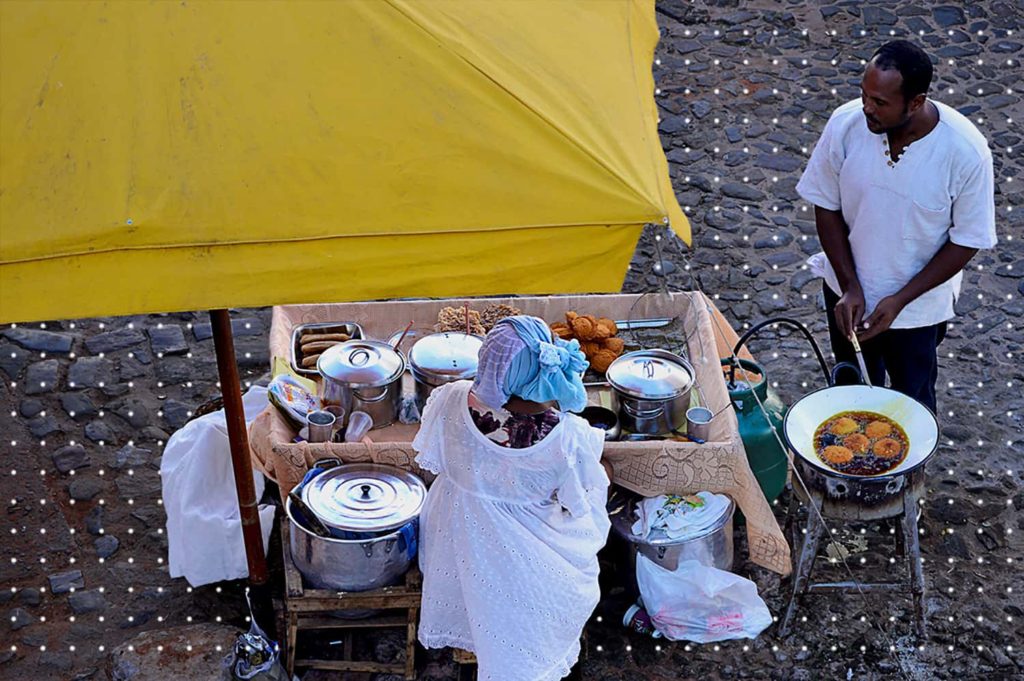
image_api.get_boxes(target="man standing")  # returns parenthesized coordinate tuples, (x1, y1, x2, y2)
(796, 40, 996, 412)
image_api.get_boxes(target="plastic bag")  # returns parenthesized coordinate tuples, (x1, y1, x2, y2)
(635, 556, 773, 643)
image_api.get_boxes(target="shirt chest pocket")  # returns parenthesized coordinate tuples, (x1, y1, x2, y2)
(903, 195, 951, 243)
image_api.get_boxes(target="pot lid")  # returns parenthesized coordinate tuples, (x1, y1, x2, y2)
(410, 332, 483, 382)
(606, 349, 694, 400)
(302, 463, 426, 532)
(317, 340, 406, 388)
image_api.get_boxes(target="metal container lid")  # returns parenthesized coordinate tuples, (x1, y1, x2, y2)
(317, 340, 406, 389)
(409, 332, 483, 384)
(606, 349, 694, 400)
(302, 463, 426, 533)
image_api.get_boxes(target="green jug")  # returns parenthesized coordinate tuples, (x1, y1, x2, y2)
(722, 358, 788, 503)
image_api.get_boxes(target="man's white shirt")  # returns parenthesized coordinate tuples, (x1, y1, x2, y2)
(796, 98, 996, 329)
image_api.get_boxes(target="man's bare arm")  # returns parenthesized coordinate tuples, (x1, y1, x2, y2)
(815, 206, 864, 339)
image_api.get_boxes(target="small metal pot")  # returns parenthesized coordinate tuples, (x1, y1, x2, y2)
(409, 332, 483, 412)
(606, 350, 695, 435)
(318, 340, 405, 429)
(611, 495, 735, 572)
(287, 464, 426, 592)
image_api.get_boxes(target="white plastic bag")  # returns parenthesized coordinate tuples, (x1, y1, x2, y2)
(636, 556, 773, 643)
(162, 386, 276, 587)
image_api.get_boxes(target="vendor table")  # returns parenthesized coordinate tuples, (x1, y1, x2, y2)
(249, 292, 791, 575)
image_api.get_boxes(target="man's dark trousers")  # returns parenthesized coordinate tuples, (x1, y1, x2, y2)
(823, 283, 946, 413)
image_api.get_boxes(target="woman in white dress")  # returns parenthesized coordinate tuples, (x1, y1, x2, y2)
(413, 316, 610, 681)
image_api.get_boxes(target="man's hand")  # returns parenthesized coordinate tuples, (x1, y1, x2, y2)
(858, 295, 905, 342)
(834, 285, 866, 341)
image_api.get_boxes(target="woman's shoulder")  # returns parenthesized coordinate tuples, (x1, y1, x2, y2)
(561, 413, 605, 450)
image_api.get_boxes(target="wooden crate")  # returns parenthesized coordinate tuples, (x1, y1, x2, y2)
(279, 518, 420, 679)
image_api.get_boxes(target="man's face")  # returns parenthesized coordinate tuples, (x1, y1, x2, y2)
(860, 63, 913, 134)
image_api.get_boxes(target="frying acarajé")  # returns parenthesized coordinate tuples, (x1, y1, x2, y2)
(814, 411, 908, 475)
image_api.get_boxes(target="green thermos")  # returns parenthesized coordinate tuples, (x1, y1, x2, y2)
(722, 358, 788, 503)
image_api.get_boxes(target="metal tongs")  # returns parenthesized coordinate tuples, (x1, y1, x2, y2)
(849, 334, 872, 388)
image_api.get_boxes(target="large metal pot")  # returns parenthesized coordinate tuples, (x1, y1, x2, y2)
(409, 332, 483, 412)
(783, 383, 939, 504)
(606, 350, 695, 435)
(317, 340, 405, 429)
(611, 495, 735, 572)
(287, 463, 426, 592)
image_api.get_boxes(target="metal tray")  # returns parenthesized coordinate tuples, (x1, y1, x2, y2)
(290, 322, 364, 378)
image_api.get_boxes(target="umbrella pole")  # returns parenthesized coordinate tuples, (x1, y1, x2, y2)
(210, 309, 269, 586)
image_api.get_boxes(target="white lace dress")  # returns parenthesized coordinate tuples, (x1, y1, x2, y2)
(413, 381, 610, 681)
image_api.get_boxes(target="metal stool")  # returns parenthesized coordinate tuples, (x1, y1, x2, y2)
(277, 517, 421, 679)
(779, 466, 927, 639)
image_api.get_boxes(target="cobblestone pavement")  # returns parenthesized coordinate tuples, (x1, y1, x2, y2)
(1, 1, 1022, 680)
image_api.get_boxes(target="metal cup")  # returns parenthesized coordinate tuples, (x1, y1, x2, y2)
(686, 406, 713, 442)
(307, 409, 336, 444)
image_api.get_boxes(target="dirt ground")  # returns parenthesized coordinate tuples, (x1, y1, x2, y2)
(1, 1, 1022, 680)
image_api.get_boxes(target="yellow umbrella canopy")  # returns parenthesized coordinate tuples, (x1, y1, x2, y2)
(0, 0, 688, 324)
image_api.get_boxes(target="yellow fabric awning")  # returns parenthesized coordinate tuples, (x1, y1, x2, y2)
(0, 0, 688, 324)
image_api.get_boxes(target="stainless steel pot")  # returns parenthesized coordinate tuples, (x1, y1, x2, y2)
(287, 463, 426, 592)
(611, 495, 735, 572)
(409, 332, 483, 412)
(318, 340, 406, 429)
(606, 350, 695, 435)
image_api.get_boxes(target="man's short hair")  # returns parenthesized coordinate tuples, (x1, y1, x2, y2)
(870, 40, 933, 100)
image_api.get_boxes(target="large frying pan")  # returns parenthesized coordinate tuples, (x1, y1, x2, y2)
(783, 383, 939, 480)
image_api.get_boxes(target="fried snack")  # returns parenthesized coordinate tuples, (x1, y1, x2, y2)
(598, 318, 618, 336)
(301, 340, 343, 354)
(570, 314, 598, 341)
(828, 416, 860, 436)
(550, 322, 574, 340)
(872, 438, 902, 459)
(580, 341, 602, 357)
(822, 445, 854, 465)
(480, 303, 521, 331)
(300, 333, 350, 343)
(436, 306, 486, 335)
(300, 353, 321, 368)
(602, 337, 625, 354)
(865, 420, 893, 439)
(565, 311, 579, 324)
(844, 433, 870, 454)
(591, 320, 614, 340)
(589, 348, 619, 373)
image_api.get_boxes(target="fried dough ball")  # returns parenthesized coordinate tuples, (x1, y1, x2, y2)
(570, 315, 598, 341)
(592, 321, 614, 340)
(865, 420, 893, 439)
(589, 348, 619, 373)
(602, 337, 625, 354)
(550, 322, 574, 340)
(828, 416, 860, 436)
(822, 445, 854, 465)
(844, 433, 870, 454)
(872, 438, 902, 459)
(598, 318, 618, 336)
(565, 311, 579, 324)
(580, 341, 601, 358)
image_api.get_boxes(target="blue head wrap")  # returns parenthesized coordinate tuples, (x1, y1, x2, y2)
(471, 315, 589, 413)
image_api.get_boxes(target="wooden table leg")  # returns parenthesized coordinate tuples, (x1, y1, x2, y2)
(902, 490, 928, 640)
(779, 491, 825, 637)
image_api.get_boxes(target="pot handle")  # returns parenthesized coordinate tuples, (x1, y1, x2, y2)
(830, 361, 863, 387)
(352, 386, 390, 403)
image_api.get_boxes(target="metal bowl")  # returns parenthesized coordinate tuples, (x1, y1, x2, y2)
(579, 405, 621, 441)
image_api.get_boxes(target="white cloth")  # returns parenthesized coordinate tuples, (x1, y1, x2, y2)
(413, 381, 610, 681)
(796, 98, 996, 328)
(162, 386, 276, 587)
(631, 492, 731, 541)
